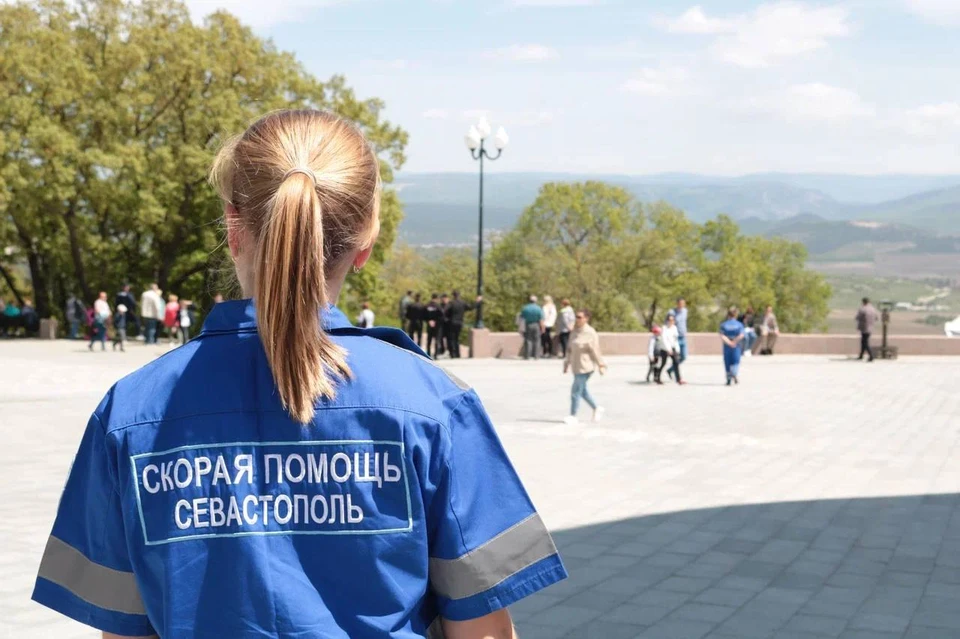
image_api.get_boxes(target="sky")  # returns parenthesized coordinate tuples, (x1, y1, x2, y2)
(183, 0, 960, 175)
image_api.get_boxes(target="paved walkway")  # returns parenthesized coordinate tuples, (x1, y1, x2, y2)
(4, 340, 960, 638)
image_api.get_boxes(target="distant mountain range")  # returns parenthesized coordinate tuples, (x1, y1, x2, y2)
(394, 173, 960, 257)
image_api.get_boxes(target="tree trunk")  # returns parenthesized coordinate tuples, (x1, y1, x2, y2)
(25, 249, 52, 318)
(0, 263, 25, 306)
(64, 201, 92, 302)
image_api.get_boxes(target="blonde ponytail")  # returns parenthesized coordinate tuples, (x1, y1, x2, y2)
(255, 171, 349, 423)
(211, 110, 381, 424)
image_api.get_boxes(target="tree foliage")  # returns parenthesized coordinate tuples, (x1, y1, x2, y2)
(380, 182, 832, 334)
(0, 0, 406, 318)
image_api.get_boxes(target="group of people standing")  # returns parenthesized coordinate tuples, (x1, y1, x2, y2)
(65, 283, 205, 350)
(645, 298, 689, 385)
(0, 298, 39, 336)
(399, 290, 480, 359)
(517, 295, 576, 359)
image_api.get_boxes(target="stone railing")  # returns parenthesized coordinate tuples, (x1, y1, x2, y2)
(468, 328, 960, 358)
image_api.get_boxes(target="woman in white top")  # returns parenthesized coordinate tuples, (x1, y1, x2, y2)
(541, 295, 557, 357)
(657, 312, 685, 385)
(357, 301, 375, 328)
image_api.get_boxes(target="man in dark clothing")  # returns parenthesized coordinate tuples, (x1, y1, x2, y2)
(437, 294, 450, 356)
(115, 284, 139, 337)
(424, 294, 444, 359)
(65, 294, 87, 339)
(443, 290, 480, 359)
(405, 293, 424, 347)
(856, 297, 880, 362)
(399, 291, 413, 327)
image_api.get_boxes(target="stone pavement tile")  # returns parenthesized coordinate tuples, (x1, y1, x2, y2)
(514, 622, 564, 639)
(888, 556, 937, 574)
(837, 632, 901, 639)
(752, 540, 809, 565)
(525, 605, 605, 631)
(629, 588, 692, 609)
(694, 586, 758, 608)
(635, 619, 715, 639)
(912, 596, 960, 629)
(714, 575, 772, 592)
(714, 539, 765, 555)
(773, 572, 830, 591)
(510, 593, 567, 618)
(924, 582, 960, 599)
(929, 566, 960, 584)
(824, 573, 878, 589)
(847, 612, 911, 634)
(658, 576, 715, 594)
(592, 576, 661, 597)
(561, 586, 636, 612)
(715, 611, 785, 638)
(734, 560, 787, 580)
(879, 571, 929, 587)
(783, 613, 847, 637)
(667, 603, 737, 624)
(562, 620, 643, 639)
(606, 603, 676, 627)
(904, 626, 957, 639)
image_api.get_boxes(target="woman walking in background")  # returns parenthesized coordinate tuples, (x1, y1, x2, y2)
(557, 298, 575, 359)
(657, 312, 684, 385)
(563, 309, 606, 425)
(164, 293, 180, 344)
(541, 295, 557, 357)
(720, 306, 745, 386)
(88, 291, 110, 351)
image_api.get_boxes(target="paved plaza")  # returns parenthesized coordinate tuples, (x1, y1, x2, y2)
(4, 339, 960, 639)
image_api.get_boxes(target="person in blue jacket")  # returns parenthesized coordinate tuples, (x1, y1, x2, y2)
(33, 109, 566, 639)
(719, 306, 746, 386)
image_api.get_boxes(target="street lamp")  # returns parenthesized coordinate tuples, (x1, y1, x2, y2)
(465, 116, 508, 328)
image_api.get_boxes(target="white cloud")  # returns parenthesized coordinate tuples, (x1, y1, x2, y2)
(482, 44, 559, 62)
(903, 0, 960, 25)
(620, 67, 690, 97)
(743, 83, 875, 121)
(657, 5, 737, 34)
(903, 103, 960, 135)
(657, 2, 851, 68)
(183, 0, 347, 28)
(421, 109, 449, 120)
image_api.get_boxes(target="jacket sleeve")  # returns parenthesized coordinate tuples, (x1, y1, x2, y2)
(32, 414, 155, 636)
(427, 391, 567, 620)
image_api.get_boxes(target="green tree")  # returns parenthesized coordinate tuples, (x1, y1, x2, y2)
(0, 0, 406, 321)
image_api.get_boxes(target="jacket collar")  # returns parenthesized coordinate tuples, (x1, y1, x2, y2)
(199, 299, 353, 336)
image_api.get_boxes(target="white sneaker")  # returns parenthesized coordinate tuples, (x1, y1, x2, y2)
(745, 350, 752, 357)
(563, 416, 579, 426)
(593, 407, 605, 423)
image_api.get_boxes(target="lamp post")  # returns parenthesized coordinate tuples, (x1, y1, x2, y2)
(465, 116, 508, 328)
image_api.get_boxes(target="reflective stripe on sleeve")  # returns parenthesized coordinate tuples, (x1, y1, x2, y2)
(429, 513, 558, 601)
(37, 535, 146, 615)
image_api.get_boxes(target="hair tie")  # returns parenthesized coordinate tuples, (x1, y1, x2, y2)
(283, 167, 317, 186)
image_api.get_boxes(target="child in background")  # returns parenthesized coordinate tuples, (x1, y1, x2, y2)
(112, 304, 128, 352)
(647, 325, 662, 383)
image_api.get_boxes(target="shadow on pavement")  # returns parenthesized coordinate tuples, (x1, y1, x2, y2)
(513, 494, 960, 638)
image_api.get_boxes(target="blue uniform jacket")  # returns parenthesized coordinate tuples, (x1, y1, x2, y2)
(33, 300, 566, 638)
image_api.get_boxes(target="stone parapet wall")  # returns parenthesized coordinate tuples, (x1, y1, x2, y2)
(469, 329, 960, 358)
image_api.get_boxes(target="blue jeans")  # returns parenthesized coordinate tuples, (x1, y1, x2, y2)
(571, 372, 597, 416)
(68, 320, 79, 339)
(145, 318, 158, 344)
(741, 328, 757, 354)
(669, 335, 687, 376)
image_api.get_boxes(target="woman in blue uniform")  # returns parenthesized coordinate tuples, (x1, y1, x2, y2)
(719, 306, 745, 386)
(33, 110, 566, 639)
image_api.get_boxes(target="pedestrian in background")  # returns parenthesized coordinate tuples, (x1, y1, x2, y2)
(64, 293, 86, 340)
(520, 295, 544, 360)
(357, 301, 375, 328)
(720, 306, 745, 386)
(140, 283, 165, 344)
(424, 293, 443, 358)
(164, 293, 180, 344)
(112, 304, 128, 352)
(88, 292, 110, 351)
(563, 309, 606, 425)
(115, 284, 139, 337)
(856, 297, 880, 362)
(557, 298, 575, 358)
(658, 312, 684, 385)
(541, 295, 557, 357)
(406, 292, 424, 347)
(668, 297, 688, 379)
